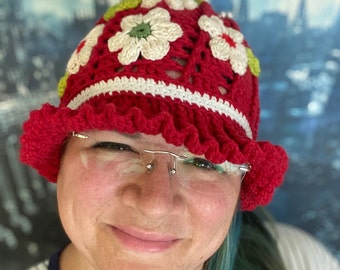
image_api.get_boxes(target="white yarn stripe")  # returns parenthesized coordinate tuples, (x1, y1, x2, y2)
(66, 76, 253, 139)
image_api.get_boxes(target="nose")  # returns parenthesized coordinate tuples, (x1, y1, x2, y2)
(121, 159, 185, 220)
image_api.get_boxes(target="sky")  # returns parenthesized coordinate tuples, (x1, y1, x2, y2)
(22, 0, 340, 29)
(247, 0, 340, 28)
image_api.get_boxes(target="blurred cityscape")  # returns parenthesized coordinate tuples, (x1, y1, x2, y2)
(0, 0, 339, 268)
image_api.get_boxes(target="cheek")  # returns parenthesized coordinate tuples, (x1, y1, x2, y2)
(57, 147, 127, 202)
(194, 190, 238, 230)
(187, 182, 240, 255)
(190, 178, 240, 225)
(56, 153, 123, 237)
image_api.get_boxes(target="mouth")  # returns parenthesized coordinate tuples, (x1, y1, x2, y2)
(111, 225, 180, 253)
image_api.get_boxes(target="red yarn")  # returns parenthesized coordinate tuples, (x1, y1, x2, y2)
(20, 0, 288, 211)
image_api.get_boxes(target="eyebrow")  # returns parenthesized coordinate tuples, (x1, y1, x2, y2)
(116, 131, 191, 154)
(118, 132, 142, 140)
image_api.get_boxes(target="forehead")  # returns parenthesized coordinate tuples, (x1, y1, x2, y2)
(72, 129, 188, 152)
(81, 129, 161, 142)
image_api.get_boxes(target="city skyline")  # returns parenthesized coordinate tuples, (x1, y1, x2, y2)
(247, 0, 339, 28)
(22, 0, 340, 29)
(1, 0, 339, 268)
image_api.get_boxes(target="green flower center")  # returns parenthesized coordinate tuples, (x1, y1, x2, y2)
(129, 21, 152, 39)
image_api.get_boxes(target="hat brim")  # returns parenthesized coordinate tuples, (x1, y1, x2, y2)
(20, 93, 288, 210)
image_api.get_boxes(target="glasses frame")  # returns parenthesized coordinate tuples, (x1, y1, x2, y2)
(70, 132, 251, 180)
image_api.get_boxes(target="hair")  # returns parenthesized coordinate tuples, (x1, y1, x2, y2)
(205, 208, 287, 270)
(204, 210, 242, 270)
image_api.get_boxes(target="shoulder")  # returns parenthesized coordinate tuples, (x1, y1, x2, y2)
(268, 222, 340, 270)
(27, 260, 49, 270)
(27, 247, 61, 270)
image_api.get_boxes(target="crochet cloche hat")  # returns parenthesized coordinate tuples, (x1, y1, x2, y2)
(20, 0, 288, 210)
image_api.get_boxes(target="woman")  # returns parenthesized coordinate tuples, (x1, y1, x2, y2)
(21, 0, 340, 269)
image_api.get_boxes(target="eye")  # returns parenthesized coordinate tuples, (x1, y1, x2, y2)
(184, 157, 218, 171)
(91, 142, 138, 153)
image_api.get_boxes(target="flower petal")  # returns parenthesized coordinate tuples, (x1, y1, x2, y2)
(226, 27, 244, 44)
(199, 15, 249, 75)
(144, 7, 171, 23)
(121, 14, 144, 30)
(67, 24, 104, 74)
(118, 38, 142, 65)
(183, 0, 198, 10)
(151, 22, 183, 41)
(141, 0, 161, 8)
(230, 58, 247, 75)
(141, 35, 170, 60)
(108, 32, 131, 52)
(210, 37, 232, 61)
(166, 0, 185, 10)
(107, 7, 182, 65)
(230, 45, 248, 75)
(198, 15, 223, 37)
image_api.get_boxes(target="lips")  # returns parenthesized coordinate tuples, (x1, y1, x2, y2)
(111, 225, 180, 253)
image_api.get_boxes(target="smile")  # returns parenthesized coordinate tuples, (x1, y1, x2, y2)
(111, 225, 180, 253)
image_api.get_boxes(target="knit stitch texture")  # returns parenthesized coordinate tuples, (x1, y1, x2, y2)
(20, 0, 288, 210)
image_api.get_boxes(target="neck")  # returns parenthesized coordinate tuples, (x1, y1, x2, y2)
(59, 243, 94, 270)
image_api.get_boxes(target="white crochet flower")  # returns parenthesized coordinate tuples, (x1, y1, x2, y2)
(108, 7, 183, 65)
(141, 0, 198, 10)
(198, 15, 248, 75)
(67, 24, 105, 74)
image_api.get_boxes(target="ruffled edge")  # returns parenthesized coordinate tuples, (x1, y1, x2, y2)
(20, 100, 288, 210)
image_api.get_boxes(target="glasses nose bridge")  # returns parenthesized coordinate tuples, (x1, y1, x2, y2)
(143, 149, 186, 176)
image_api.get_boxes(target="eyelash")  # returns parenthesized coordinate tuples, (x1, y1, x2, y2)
(91, 142, 137, 153)
(90, 141, 221, 172)
(184, 158, 218, 171)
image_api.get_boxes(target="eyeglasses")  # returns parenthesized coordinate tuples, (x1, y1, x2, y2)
(70, 132, 251, 194)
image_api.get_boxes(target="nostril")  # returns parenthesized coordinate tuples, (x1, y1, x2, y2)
(121, 183, 142, 209)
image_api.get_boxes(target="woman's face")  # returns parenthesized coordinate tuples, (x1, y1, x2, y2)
(57, 130, 241, 270)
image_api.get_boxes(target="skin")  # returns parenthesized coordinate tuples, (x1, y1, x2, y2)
(57, 130, 241, 270)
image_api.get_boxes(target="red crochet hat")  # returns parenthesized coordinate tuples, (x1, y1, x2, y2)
(20, 0, 288, 210)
